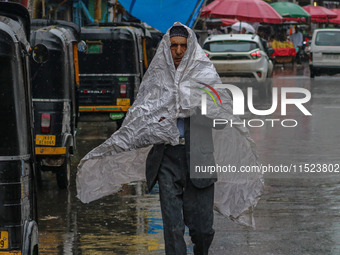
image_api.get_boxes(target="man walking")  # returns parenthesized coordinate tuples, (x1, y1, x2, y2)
(146, 25, 216, 255)
(77, 22, 263, 255)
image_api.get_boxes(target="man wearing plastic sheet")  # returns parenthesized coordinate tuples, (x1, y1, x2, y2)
(145, 25, 216, 254)
(76, 22, 263, 255)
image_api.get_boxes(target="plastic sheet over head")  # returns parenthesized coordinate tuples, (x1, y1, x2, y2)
(76, 22, 263, 228)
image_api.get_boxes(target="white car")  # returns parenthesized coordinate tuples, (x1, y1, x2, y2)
(203, 34, 273, 97)
(309, 28, 340, 78)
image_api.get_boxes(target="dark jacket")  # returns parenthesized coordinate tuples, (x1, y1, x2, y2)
(145, 116, 217, 192)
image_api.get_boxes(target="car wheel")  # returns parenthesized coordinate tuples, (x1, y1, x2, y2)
(56, 155, 71, 189)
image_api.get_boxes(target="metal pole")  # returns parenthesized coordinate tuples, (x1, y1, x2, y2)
(193, 0, 208, 29)
(42, 0, 45, 17)
(186, 0, 204, 26)
(95, 0, 101, 23)
(112, 0, 118, 22)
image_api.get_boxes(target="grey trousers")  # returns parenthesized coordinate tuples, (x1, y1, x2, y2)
(157, 144, 215, 255)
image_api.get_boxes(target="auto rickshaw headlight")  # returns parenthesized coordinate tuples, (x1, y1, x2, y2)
(33, 44, 49, 63)
(77, 40, 87, 52)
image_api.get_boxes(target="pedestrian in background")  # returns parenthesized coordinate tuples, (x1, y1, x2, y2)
(290, 27, 303, 65)
(258, 26, 269, 53)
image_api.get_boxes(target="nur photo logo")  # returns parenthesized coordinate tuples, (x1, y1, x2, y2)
(198, 82, 223, 112)
(197, 82, 312, 128)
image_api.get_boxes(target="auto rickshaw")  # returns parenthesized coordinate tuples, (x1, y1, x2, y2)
(78, 22, 153, 127)
(30, 20, 80, 188)
(0, 2, 39, 254)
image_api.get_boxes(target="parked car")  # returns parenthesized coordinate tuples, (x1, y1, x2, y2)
(30, 20, 80, 188)
(78, 22, 153, 127)
(309, 28, 340, 78)
(203, 34, 274, 97)
(0, 2, 39, 254)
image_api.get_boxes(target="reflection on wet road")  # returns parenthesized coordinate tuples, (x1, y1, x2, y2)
(37, 63, 340, 254)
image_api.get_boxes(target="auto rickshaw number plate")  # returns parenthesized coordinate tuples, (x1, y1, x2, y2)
(117, 98, 130, 106)
(36, 135, 56, 146)
(0, 230, 9, 249)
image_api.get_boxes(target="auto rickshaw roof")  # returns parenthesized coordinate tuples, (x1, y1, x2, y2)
(86, 22, 146, 32)
(31, 19, 80, 40)
(0, 2, 30, 41)
(82, 22, 151, 40)
(31, 26, 78, 51)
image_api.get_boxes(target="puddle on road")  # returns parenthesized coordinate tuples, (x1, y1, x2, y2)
(37, 175, 167, 254)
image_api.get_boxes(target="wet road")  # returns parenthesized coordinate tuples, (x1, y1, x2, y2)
(37, 62, 340, 254)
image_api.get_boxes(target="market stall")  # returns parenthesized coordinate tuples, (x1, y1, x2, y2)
(269, 2, 310, 64)
(270, 39, 296, 63)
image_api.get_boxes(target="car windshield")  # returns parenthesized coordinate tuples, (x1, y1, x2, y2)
(315, 31, 340, 46)
(203, 40, 260, 52)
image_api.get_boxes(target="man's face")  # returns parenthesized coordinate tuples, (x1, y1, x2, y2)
(170, 36, 187, 69)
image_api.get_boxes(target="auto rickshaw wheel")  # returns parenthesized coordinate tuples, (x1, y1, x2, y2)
(22, 220, 39, 255)
(56, 155, 71, 189)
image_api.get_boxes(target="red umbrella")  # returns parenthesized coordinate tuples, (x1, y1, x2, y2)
(220, 18, 238, 26)
(311, 18, 335, 23)
(329, 9, 340, 24)
(205, 18, 238, 27)
(302, 6, 337, 19)
(201, 0, 283, 24)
